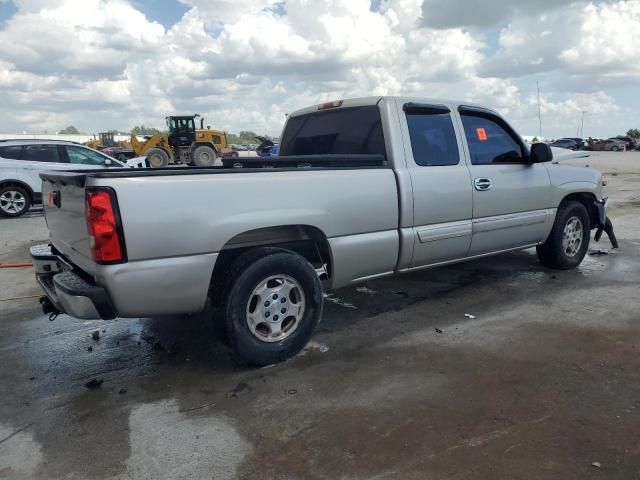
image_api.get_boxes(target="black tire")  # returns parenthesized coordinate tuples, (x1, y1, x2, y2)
(191, 145, 217, 167)
(146, 148, 170, 168)
(222, 247, 323, 366)
(0, 184, 31, 217)
(536, 201, 590, 270)
(611, 146, 620, 152)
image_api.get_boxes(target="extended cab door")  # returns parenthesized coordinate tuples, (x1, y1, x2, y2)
(399, 102, 473, 268)
(457, 107, 553, 255)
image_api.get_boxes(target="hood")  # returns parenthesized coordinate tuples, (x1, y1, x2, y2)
(550, 147, 591, 162)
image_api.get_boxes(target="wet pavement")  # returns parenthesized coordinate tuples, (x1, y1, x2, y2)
(1, 152, 640, 479)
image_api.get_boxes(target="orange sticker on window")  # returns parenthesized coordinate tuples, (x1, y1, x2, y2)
(477, 128, 488, 141)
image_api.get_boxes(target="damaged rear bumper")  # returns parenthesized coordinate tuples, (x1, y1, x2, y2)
(30, 244, 116, 320)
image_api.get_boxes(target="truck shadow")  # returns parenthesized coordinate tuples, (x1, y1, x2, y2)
(138, 248, 557, 373)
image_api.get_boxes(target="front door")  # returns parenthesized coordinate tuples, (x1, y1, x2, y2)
(457, 108, 553, 255)
(399, 102, 473, 268)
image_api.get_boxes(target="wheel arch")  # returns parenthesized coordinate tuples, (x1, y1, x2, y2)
(209, 224, 333, 303)
(0, 179, 35, 202)
(559, 192, 599, 228)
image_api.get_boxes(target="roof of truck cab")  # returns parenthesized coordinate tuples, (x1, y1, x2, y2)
(288, 96, 498, 118)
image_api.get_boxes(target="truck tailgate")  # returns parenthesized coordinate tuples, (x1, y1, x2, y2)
(40, 172, 97, 275)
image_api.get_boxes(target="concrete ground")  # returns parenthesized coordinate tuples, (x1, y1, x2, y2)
(1, 152, 639, 479)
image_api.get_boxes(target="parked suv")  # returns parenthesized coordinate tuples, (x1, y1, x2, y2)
(550, 138, 582, 150)
(0, 139, 128, 217)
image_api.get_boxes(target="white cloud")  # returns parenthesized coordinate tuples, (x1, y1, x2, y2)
(420, 0, 591, 29)
(0, 0, 637, 138)
(482, 0, 640, 83)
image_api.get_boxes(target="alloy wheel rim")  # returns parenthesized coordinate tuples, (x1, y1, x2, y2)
(562, 216, 583, 257)
(246, 275, 305, 343)
(0, 190, 26, 214)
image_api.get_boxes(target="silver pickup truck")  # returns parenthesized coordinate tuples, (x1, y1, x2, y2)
(32, 96, 617, 365)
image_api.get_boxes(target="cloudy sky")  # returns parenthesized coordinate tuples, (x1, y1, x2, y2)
(0, 0, 638, 138)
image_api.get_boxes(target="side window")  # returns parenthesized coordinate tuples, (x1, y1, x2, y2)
(279, 106, 385, 157)
(460, 113, 524, 165)
(22, 145, 61, 163)
(406, 110, 459, 166)
(66, 146, 108, 165)
(0, 145, 23, 160)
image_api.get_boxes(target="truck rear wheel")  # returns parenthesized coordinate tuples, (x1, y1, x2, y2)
(191, 145, 217, 167)
(146, 148, 169, 168)
(222, 248, 323, 365)
(536, 201, 590, 269)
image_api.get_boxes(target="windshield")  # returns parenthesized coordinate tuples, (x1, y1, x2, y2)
(168, 117, 195, 134)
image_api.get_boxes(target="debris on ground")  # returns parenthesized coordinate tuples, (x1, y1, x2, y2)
(29, 376, 35, 381)
(323, 293, 357, 309)
(87, 346, 93, 352)
(435, 327, 443, 334)
(356, 286, 408, 298)
(592, 462, 602, 468)
(85, 378, 103, 389)
(589, 250, 609, 256)
(551, 275, 557, 280)
(464, 313, 475, 319)
(91, 330, 100, 341)
(287, 389, 297, 395)
(227, 382, 251, 398)
(356, 286, 379, 295)
(319, 344, 329, 353)
(119, 388, 127, 394)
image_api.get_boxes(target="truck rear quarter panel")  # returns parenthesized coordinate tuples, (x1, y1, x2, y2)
(90, 168, 399, 313)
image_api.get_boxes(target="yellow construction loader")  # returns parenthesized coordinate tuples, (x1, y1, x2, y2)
(86, 132, 117, 150)
(130, 114, 230, 168)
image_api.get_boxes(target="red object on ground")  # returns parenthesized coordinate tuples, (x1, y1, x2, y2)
(0, 263, 33, 268)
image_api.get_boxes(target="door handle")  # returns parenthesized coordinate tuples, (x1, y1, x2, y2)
(474, 178, 492, 191)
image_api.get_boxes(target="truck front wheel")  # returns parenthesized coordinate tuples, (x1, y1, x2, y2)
(536, 201, 590, 269)
(222, 248, 323, 365)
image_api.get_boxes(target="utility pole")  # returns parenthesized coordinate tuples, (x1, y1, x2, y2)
(579, 111, 586, 138)
(537, 81, 542, 140)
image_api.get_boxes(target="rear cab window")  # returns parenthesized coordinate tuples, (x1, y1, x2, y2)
(404, 104, 460, 166)
(279, 105, 385, 157)
(460, 110, 525, 165)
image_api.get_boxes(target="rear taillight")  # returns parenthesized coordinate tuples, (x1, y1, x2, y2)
(85, 188, 125, 263)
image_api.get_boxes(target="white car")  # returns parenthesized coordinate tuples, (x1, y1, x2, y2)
(0, 139, 137, 217)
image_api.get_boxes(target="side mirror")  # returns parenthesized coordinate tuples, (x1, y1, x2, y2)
(104, 158, 112, 166)
(529, 142, 553, 163)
